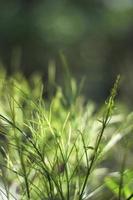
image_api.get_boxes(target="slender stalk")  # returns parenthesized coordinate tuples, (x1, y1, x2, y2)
(118, 151, 127, 200)
(19, 151, 31, 199)
(79, 75, 120, 200)
(79, 120, 107, 200)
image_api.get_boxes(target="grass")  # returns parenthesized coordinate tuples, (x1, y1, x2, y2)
(0, 69, 133, 200)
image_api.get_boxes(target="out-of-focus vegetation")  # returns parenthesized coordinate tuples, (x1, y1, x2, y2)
(0, 70, 133, 199)
(0, 0, 133, 104)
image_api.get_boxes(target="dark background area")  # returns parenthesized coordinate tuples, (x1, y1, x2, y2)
(0, 0, 133, 104)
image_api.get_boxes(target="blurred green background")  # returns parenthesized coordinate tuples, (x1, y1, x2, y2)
(0, 0, 133, 104)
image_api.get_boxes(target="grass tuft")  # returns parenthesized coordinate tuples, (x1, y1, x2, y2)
(0, 72, 132, 200)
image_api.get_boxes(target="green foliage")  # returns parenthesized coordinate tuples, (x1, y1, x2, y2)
(0, 70, 133, 200)
(105, 169, 133, 200)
